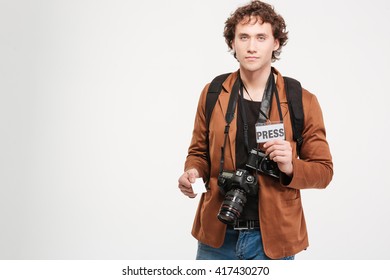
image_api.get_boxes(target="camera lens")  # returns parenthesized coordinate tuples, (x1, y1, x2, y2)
(217, 189, 247, 225)
(260, 157, 280, 178)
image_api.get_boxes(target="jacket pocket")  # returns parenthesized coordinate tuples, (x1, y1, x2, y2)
(281, 188, 300, 206)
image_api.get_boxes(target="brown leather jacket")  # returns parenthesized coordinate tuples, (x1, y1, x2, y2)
(184, 68, 333, 259)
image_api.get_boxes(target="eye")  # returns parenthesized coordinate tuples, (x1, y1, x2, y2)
(239, 35, 248, 40)
(257, 35, 266, 41)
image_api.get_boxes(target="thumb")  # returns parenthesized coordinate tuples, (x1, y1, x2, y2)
(187, 172, 197, 184)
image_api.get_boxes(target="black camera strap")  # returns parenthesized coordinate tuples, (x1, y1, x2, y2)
(258, 71, 283, 124)
(219, 76, 240, 174)
(238, 82, 250, 154)
(272, 75, 284, 123)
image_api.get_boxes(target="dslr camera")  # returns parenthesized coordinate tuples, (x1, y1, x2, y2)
(246, 148, 280, 179)
(217, 169, 258, 225)
(216, 149, 281, 225)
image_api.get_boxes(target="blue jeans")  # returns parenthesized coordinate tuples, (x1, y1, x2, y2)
(196, 227, 295, 260)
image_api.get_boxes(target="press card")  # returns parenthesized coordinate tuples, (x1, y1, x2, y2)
(255, 122, 285, 143)
(191, 178, 207, 194)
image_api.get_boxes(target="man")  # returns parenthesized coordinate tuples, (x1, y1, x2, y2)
(178, 0, 333, 260)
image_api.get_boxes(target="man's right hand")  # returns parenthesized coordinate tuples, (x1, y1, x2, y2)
(178, 168, 200, 198)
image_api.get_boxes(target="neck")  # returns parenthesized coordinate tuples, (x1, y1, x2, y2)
(239, 67, 272, 101)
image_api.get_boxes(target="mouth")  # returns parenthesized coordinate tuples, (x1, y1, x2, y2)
(245, 56, 258, 61)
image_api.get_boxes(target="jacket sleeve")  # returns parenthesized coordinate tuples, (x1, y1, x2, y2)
(184, 84, 211, 181)
(286, 91, 334, 189)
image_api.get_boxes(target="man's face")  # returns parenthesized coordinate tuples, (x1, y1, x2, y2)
(232, 16, 280, 73)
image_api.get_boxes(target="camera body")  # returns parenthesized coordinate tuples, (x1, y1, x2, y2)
(246, 148, 280, 179)
(217, 169, 258, 196)
(217, 169, 258, 225)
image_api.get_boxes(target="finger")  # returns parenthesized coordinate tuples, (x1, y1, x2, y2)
(265, 145, 282, 156)
(269, 150, 287, 161)
(179, 186, 197, 198)
(266, 143, 291, 155)
(271, 154, 287, 163)
(186, 192, 197, 199)
(263, 139, 285, 148)
(178, 183, 191, 192)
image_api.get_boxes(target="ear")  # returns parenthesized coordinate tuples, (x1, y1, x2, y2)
(273, 39, 280, 51)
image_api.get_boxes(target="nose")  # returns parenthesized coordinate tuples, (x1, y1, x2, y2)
(247, 38, 257, 53)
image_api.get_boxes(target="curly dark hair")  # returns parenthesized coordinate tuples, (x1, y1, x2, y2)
(224, 0, 288, 61)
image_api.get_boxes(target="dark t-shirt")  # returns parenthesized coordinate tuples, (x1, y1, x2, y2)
(236, 97, 261, 220)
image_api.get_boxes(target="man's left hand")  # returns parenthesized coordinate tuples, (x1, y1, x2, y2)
(263, 139, 293, 177)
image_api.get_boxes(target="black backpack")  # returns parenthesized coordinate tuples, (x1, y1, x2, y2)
(205, 73, 304, 156)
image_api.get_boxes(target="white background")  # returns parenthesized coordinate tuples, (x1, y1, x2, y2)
(0, 0, 389, 260)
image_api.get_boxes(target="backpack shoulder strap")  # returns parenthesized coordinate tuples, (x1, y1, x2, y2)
(205, 73, 231, 130)
(203, 73, 230, 182)
(283, 76, 304, 156)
